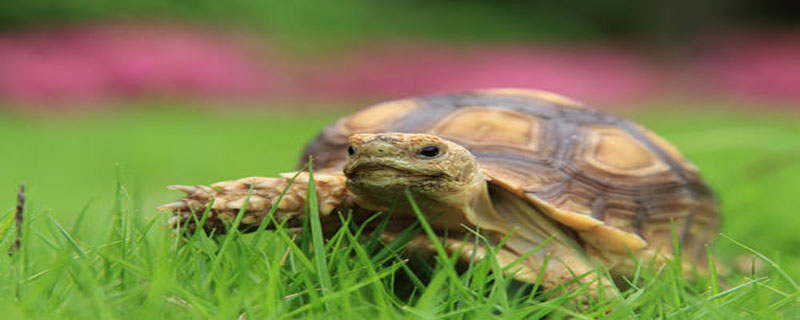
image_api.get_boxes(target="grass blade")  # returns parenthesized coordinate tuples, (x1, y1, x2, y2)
(721, 234, 800, 291)
(307, 158, 333, 294)
(47, 215, 87, 259)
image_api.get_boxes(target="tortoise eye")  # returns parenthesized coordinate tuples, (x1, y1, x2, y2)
(347, 145, 355, 156)
(418, 145, 442, 158)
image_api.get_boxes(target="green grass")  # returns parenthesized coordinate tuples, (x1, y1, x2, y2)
(1, 102, 800, 319)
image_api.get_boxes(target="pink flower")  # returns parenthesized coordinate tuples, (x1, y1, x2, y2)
(692, 32, 800, 104)
(301, 44, 659, 105)
(0, 25, 280, 107)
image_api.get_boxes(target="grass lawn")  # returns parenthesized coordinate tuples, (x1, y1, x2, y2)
(0, 101, 799, 319)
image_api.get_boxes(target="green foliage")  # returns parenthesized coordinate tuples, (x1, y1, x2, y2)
(2, 0, 798, 52)
(0, 0, 764, 48)
(0, 102, 799, 318)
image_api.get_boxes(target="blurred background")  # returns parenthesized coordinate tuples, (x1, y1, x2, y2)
(2, 0, 800, 107)
(1, 1, 799, 262)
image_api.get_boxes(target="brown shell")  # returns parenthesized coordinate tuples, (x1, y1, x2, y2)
(300, 88, 719, 261)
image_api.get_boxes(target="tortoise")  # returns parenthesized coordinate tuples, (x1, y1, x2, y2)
(160, 88, 719, 298)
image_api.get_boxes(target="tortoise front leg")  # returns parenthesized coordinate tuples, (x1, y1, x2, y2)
(524, 242, 619, 305)
(158, 172, 350, 234)
(387, 228, 618, 304)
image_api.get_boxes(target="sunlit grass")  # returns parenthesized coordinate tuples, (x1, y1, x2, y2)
(0, 103, 799, 318)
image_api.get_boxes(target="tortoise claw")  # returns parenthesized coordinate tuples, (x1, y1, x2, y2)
(167, 185, 198, 195)
(158, 201, 188, 210)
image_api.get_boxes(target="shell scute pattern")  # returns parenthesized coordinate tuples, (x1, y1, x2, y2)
(300, 89, 719, 259)
(582, 125, 670, 175)
(429, 106, 542, 151)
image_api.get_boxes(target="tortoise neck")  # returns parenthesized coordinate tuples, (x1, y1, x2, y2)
(460, 174, 511, 234)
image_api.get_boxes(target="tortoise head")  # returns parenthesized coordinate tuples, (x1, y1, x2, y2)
(343, 133, 484, 212)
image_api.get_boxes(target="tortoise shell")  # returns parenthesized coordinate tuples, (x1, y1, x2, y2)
(300, 88, 719, 261)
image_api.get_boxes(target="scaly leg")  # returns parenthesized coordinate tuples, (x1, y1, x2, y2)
(159, 172, 349, 234)
(404, 233, 618, 302)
